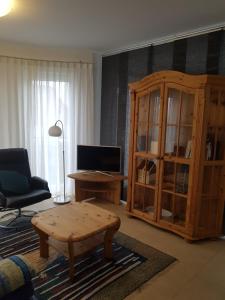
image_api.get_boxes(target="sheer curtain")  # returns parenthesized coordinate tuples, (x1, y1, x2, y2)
(0, 56, 94, 196)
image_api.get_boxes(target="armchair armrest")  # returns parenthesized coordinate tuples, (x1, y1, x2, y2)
(30, 176, 50, 191)
(0, 191, 6, 208)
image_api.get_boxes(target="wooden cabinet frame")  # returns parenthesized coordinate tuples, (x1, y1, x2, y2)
(127, 71, 225, 241)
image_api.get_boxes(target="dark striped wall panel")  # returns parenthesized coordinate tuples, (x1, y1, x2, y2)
(152, 43, 174, 72)
(100, 30, 225, 200)
(185, 34, 208, 74)
(100, 55, 119, 145)
(173, 39, 187, 72)
(207, 31, 223, 74)
(127, 47, 150, 83)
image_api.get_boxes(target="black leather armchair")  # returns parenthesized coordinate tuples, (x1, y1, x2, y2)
(0, 148, 51, 227)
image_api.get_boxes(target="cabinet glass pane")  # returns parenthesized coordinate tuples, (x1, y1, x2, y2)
(205, 89, 225, 160)
(136, 158, 146, 183)
(143, 188, 156, 215)
(148, 89, 161, 154)
(149, 89, 161, 124)
(165, 88, 194, 158)
(175, 164, 189, 195)
(133, 184, 144, 211)
(217, 128, 225, 160)
(173, 196, 187, 226)
(205, 127, 225, 160)
(146, 159, 157, 186)
(160, 192, 173, 223)
(167, 89, 180, 125)
(133, 184, 155, 217)
(162, 162, 189, 195)
(137, 95, 149, 151)
(165, 126, 177, 155)
(148, 126, 159, 154)
(136, 158, 157, 186)
(178, 126, 192, 158)
(162, 161, 175, 191)
(160, 192, 187, 226)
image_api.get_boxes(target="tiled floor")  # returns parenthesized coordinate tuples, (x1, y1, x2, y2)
(1, 198, 225, 300)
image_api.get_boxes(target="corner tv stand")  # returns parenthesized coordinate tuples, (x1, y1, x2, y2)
(68, 172, 127, 205)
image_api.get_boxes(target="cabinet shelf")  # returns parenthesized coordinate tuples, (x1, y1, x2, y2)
(135, 182, 156, 190)
(162, 189, 188, 198)
(163, 156, 191, 164)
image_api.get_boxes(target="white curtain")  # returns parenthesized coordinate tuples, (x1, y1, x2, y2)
(0, 56, 94, 197)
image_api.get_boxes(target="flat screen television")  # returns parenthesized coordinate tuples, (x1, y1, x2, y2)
(77, 145, 121, 173)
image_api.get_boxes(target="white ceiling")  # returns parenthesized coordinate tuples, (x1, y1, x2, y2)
(1, 0, 225, 53)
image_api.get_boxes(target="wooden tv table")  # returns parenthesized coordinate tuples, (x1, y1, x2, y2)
(68, 172, 127, 205)
(31, 202, 120, 282)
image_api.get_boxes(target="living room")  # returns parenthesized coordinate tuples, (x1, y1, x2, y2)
(0, 0, 225, 299)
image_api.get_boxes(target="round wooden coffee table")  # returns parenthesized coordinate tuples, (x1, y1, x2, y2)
(32, 202, 120, 282)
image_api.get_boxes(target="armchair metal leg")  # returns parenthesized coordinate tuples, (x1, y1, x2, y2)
(0, 208, 37, 229)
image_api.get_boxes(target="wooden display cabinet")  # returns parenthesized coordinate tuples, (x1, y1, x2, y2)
(127, 71, 225, 241)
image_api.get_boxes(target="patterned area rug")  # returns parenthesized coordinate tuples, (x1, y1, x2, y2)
(0, 222, 176, 300)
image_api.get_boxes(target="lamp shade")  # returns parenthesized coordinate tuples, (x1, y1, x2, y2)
(48, 125, 62, 137)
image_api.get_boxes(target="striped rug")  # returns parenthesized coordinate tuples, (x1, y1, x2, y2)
(0, 225, 145, 300)
(0, 225, 40, 258)
(33, 243, 146, 300)
(0, 223, 176, 300)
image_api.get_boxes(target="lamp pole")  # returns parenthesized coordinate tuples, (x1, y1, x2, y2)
(49, 119, 70, 203)
(54, 120, 66, 202)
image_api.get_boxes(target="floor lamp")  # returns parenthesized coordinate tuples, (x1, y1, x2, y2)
(48, 120, 70, 204)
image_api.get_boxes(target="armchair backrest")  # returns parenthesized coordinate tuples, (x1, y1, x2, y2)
(0, 148, 32, 180)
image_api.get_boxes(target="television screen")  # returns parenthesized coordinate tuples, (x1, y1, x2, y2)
(77, 145, 121, 173)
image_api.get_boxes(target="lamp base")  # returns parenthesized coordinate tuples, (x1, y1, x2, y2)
(53, 195, 71, 205)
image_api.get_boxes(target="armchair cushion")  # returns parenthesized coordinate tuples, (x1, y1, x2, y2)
(5, 189, 51, 209)
(30, 176, 49, 191)
(0, 255, 36, 299)
(0, 171, 30, 196)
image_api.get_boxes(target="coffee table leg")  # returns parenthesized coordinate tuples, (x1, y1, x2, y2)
(104, 222, 120, 259)
(39, 231, 49, 258)
(68, 242, 75, 282)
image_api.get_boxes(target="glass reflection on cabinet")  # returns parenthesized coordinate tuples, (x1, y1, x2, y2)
(137, 95, 149, 152)
(165, 88, 194, 158)
(136, 158, 157, 186)
(167, 89, 180, 125)
(149, 90, 161, 125)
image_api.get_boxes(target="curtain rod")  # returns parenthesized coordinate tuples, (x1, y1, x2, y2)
(0, 54, 93, 64)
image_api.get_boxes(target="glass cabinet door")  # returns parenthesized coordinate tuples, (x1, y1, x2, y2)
(159, 160, 189, 227)
(132, 157, 159, 221)
(158, 85, 195, 229)
(147, 89, 161, 155)
(136, 94, 149, 152)
(136, 87, 162, 156)
(164, 87, 195, 159)
(133, 86, 162, 221)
